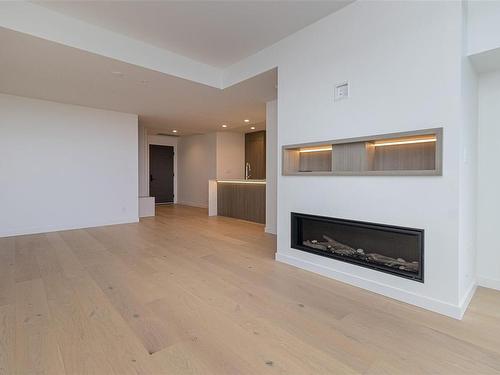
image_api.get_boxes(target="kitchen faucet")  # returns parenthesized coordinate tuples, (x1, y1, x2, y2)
(245, 162, 251, 180)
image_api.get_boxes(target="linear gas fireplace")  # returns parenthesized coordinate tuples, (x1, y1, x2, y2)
(291, 213, 424, 282)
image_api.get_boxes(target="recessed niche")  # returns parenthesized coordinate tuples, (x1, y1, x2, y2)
(282, 128, 442, 176)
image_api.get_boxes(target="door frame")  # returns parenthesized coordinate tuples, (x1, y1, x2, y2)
(147, 135, 178, 204)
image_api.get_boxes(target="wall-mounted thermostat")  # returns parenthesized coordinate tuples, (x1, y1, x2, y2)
(334, 81, 349, 101)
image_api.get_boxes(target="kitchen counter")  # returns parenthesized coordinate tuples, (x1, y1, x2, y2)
(208, 179, 266, 223)
(217, 179, 266, 184)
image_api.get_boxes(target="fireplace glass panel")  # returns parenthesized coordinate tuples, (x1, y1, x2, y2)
(291, 213, 424, 282)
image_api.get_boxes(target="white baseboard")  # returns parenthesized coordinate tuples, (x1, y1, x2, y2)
(276, 252, 471, 320)
(459, 282, 477, 318)
(177, 201, 208, 209)
(0, 216, 139, 238)
(477, 276, 500, 291)
(264, 226, 277, 235)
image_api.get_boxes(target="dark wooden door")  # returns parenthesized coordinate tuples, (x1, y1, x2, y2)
(149, 145, 174, 204)
(245, 131, 266, 179)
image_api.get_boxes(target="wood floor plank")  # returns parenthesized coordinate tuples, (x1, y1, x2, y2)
(34, 239, 63, 277)
(0, 305, 15, 375)
(148, 266, 367, 373)
(339, 309, 500, 374)
(42, 271, 117, 375)
(0, 238, 15, 307)
(149, 341, 224, 375)
(43, 269, 159, 375)
(144, 246, 375, 372)
(14, 235, 42, 283)
(45, 232, 87, 279)
(15, 278, 66, 375)
(86, 263, 173, 354)
(149, 283, 356, 374)
(63, 274, 158, 375)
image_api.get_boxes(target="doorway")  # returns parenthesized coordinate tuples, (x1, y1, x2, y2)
(149, 145, 174, 204)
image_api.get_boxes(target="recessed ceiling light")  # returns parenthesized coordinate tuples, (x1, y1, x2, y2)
(244, 119, 250, 123)
(111, 71, 124, 77)
(222, 124, 227, 128)
(172, 130, 178, 133)
(250, 126, 256, 130)
(139, 79, 148, 84)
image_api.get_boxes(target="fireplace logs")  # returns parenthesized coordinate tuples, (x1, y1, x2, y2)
(303, 235, 419, 273)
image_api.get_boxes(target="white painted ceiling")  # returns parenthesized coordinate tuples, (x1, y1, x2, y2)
(0, 27, 276, 134)
(35, 1, 353, 68)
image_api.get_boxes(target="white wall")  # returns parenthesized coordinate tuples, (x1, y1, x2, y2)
(265, 100, 277, 234)
(177, 133, 216, 208)
(458, 4, 479, 304)
(225, 1, 475, 318)
(477, 70, 500, 291)
(467, 0, 500, 56)
(178, 131, 246, 208)
(276, 0, 462, 317)
(0, 93, 138, 237)
(466, 1, 500, 74)
(216, 132, 245, 179)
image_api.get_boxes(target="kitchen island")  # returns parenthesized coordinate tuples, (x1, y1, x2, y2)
(208, 179, 266, 224)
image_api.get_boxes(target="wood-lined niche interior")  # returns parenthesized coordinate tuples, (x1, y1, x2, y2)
(282, 128, 442, 176)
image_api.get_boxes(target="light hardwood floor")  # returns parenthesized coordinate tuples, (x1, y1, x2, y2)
(1, 205, 500, 374)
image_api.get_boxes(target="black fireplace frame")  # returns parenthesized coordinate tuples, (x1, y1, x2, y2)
(291, 212, 424, 282)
